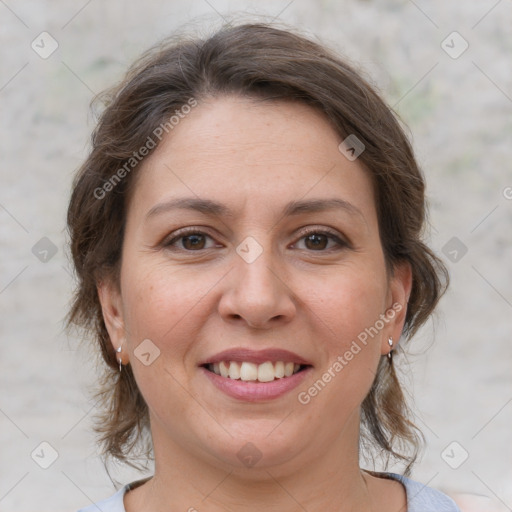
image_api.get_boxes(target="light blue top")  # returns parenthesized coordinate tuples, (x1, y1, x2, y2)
(78, 472, 461, 511)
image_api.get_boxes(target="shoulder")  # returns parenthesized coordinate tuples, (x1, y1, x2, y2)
(76, 478, 150, 512)
(385, 472, 461, 512)
(76, 485, 128, 512)
(78, 474, 461, 512)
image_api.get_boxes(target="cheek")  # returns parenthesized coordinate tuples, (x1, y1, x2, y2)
(298, 263, 388, 404)
(118, 264, 218, 415)
(305, 264, 388, 343)
(120, 263, 220, 351)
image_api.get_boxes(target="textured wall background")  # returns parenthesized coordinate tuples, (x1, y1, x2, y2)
(1, 1, 511, 511)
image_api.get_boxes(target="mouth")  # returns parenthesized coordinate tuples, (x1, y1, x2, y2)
(198, 348, 313, 400)
(202, 360, 310, 382)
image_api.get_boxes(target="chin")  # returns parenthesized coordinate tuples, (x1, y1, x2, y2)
(199, 419, 308, 472)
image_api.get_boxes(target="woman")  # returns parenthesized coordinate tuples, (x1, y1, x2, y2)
(67, 22, 459, 511)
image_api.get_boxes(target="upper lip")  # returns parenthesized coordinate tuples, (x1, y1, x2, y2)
(199, 348, 312, 366)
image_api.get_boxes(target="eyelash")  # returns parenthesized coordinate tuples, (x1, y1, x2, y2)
(163, 226, 350, 252)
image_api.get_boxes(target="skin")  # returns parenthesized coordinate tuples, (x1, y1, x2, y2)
(98, 96, 412, 512)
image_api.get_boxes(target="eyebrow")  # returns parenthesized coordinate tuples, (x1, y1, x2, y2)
(145, 197, 365, 221)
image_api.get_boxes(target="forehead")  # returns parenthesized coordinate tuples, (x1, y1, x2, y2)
(127, 96, 376, 223)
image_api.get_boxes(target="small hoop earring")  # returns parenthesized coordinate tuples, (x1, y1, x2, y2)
(387, 337, 393, 361)
(116, 346, 122, 372)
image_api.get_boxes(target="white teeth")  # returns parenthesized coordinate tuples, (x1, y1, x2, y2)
(257, 361, 275, 382)
(208, 360, 304, 382)
(274, 361, 285, 378)
(228, 361, 240, 379)
(240, 362, 258, 381)
(219, 361, 229, 378)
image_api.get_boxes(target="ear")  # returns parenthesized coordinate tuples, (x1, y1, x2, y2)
(380, 260, 413, 356)
(97, 278, 129, 365)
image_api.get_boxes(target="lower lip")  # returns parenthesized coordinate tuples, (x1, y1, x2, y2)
(200, 366, 312, 402)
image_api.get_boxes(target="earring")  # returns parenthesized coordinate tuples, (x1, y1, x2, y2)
(116, 346, 122, 372)
(387, 337, 393, 360)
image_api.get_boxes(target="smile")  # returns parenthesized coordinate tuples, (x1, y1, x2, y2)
(205, 361, 306, 382)
(199, 348, 313, 401)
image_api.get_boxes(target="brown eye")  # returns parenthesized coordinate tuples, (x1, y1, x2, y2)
(304, 233, 329, 250)
(181, 234, 206, 250)
(164, 230, 217, 251)
(293, 228, 351, 253)
(294, 229, 347, 251)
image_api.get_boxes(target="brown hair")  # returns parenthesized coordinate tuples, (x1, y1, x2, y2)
(66, 22, 448, 474)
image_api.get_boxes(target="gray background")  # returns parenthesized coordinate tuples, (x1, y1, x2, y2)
(1, 1, 511, 511)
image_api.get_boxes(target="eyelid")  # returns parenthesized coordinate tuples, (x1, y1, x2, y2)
(163, 226, 220, 248)
(291, 225, 351, 249)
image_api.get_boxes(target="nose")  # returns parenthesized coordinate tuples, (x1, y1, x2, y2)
(218, 245, 297, 329)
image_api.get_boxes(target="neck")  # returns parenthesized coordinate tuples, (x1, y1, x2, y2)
(126, 410, 373, 512)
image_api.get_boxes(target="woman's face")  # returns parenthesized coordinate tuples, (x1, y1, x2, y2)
(99, 96, 411, 474)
